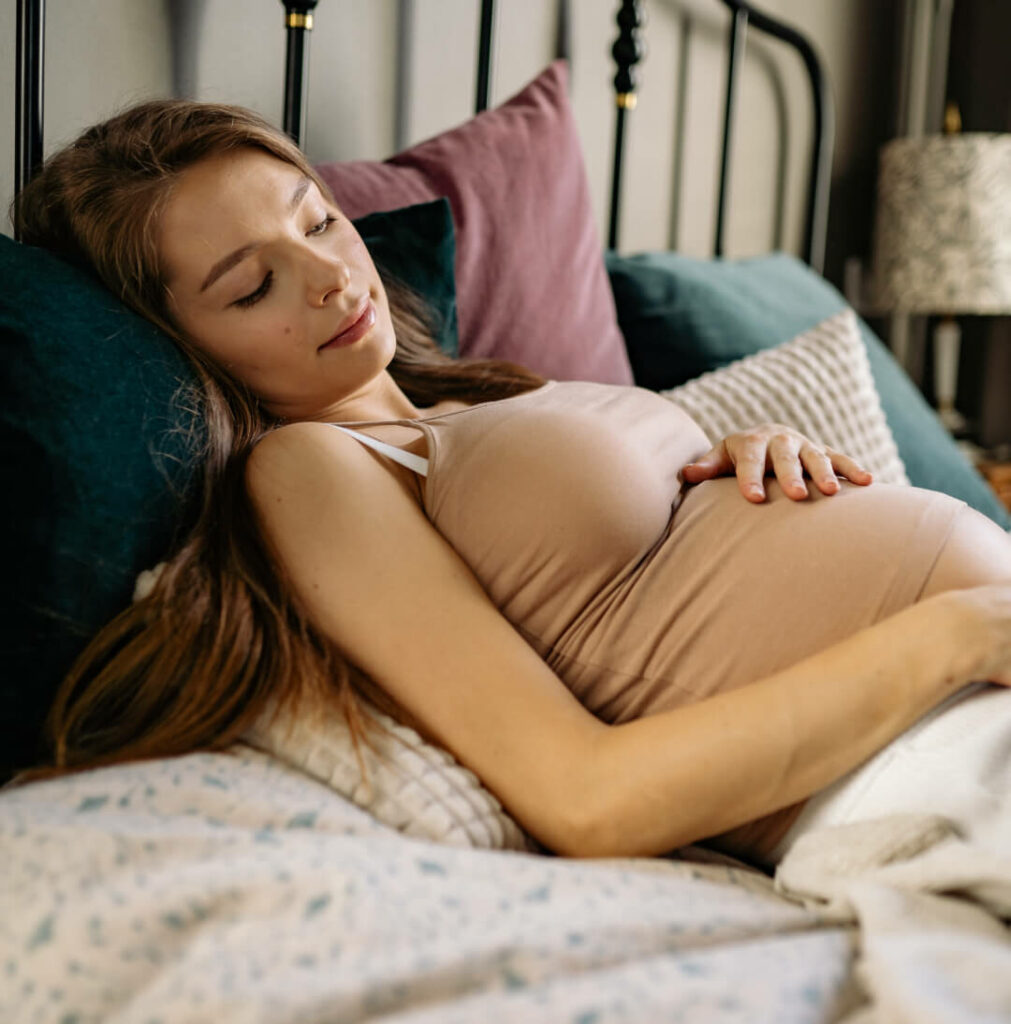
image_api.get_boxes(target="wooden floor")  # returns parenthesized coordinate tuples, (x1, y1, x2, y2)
(979, 461, 1011, 513)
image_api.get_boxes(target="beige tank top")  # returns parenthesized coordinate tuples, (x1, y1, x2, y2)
(332, 378, 967, 861)
(331, 379, 713, 711)
(332, 378, 961, 731)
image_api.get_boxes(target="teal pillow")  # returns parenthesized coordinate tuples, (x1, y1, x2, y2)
(0, 200, 459, 778)
(356, 198, 458, 357)
(606, 249, 1010, 529)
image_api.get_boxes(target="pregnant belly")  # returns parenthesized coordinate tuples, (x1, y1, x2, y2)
(596, 476, 966, 867)
(570, 476, 967, 725)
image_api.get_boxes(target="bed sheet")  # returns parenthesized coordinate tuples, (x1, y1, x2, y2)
(0, 746, 856, 1023)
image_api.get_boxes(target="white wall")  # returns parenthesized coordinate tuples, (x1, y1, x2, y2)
(2, 0, 894, 282)
(1, 0, 173, 234)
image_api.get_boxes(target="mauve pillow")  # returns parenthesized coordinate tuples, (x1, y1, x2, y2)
(315, 60, 633, 386)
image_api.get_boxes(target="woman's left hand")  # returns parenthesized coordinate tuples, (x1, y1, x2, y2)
(681, 423, 873, 503)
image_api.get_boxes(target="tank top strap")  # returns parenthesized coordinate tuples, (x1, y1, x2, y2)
(328, 423, 429, 477)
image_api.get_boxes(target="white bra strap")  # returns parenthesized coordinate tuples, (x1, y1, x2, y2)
(330, 424, 429, 477)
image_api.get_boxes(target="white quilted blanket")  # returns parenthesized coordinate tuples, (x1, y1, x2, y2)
(776, 814, 1011, 1024)
(0, 746, 856, 1023)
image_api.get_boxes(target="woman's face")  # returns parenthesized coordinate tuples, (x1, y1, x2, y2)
(159, 147, 395, 421)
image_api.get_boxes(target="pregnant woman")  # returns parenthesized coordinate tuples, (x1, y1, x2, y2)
(15, 100, 1011, 866)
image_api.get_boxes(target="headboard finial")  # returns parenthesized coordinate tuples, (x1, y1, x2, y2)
(608, 0, 646, 249)
(612, 0, 645, 106)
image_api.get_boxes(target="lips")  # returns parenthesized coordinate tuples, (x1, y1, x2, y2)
(319, 297, 375, 351)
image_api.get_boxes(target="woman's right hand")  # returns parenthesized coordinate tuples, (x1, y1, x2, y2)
(943, 582, 1011, 687)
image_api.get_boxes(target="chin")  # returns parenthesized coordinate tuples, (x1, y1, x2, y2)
(373, 316, 399, 366)
(379, 332, 399, 368)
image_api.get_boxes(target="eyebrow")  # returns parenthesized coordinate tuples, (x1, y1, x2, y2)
(198, 175, 312, 294)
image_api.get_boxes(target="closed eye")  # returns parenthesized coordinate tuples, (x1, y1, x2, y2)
(233, 216, 336, 309)
(234, 271, 272, 308)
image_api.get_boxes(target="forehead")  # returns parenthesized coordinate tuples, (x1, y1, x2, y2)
(159, 148, 308, 287)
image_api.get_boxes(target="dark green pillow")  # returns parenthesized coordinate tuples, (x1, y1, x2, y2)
(0, 237, 199, 780)
(0, 200, 459, 779)
(606, 249, 1010, 529)
(356, 198, 458, 357)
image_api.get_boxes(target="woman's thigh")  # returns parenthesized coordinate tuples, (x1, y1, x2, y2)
(919, 504, 1011, 599)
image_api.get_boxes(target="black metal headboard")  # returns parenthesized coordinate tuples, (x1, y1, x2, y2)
(15, 0, 832, 271)
(449, 0, 833, 270)
(13, 0, 323, 219)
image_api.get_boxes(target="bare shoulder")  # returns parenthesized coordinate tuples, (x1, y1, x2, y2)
(244, 419, 431, 582)
(247, 419, 370, 485)
(246, 418, 419, 508)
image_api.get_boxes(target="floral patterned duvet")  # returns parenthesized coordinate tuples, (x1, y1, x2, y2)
(0, 746, 855, 1023)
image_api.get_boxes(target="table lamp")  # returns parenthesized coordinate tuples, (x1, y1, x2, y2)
(870, 111, 1011, 433)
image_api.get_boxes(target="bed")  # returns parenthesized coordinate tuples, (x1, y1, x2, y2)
(3, 2, 1010, 1021)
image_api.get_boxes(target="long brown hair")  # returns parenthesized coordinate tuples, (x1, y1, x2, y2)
(12, 99, 545, 777)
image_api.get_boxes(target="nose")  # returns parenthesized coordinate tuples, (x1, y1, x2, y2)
(303, 247, 351, 307)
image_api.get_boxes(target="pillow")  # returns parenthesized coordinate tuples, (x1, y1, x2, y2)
(0, 202, 462, 780)
(607, 249, 1011, 528)
(243, 695, 535, 852)
(0, 237, 200, 780)
(355, 198, 458, 357)
(315, 60, 634, 387)
(662, 310, 909, 486)
(117, 557, 534, 851)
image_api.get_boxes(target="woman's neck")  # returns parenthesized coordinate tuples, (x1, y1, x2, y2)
(308, 371, 427, 424)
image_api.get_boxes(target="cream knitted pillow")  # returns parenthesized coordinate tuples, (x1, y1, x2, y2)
(133, 565, 533, 851)
(243, 699, 535, 852)
(661, 309, 909, 486)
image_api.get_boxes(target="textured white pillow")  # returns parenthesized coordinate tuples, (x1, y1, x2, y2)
(244, 699, 535, 851)
(661, 309, 909, 487)
(134, 561, 533, 851)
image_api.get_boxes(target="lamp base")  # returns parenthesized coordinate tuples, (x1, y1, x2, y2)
(934, 317, 966, 436)
(938, 403, 968, 435)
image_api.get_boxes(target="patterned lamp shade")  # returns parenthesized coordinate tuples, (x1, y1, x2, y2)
(871, 134, 1011, 314)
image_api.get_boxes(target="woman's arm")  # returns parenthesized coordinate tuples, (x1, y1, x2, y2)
(584, 590, 1000, 856)
(247, 422, 1008, 858)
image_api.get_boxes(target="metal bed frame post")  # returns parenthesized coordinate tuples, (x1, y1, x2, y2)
(605, 0, 832, 271)
(714, 3, 748, 260)
(394, 0, 415, 151)
(475, 0, 496, 114)
(554, 0, 572, 64)
(714, 0, 834, 273)
(14, 0, 46, 241)
(475, 1, 570, 114)
(608, 0, 645, 251)
(281, 0, 319, 147)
